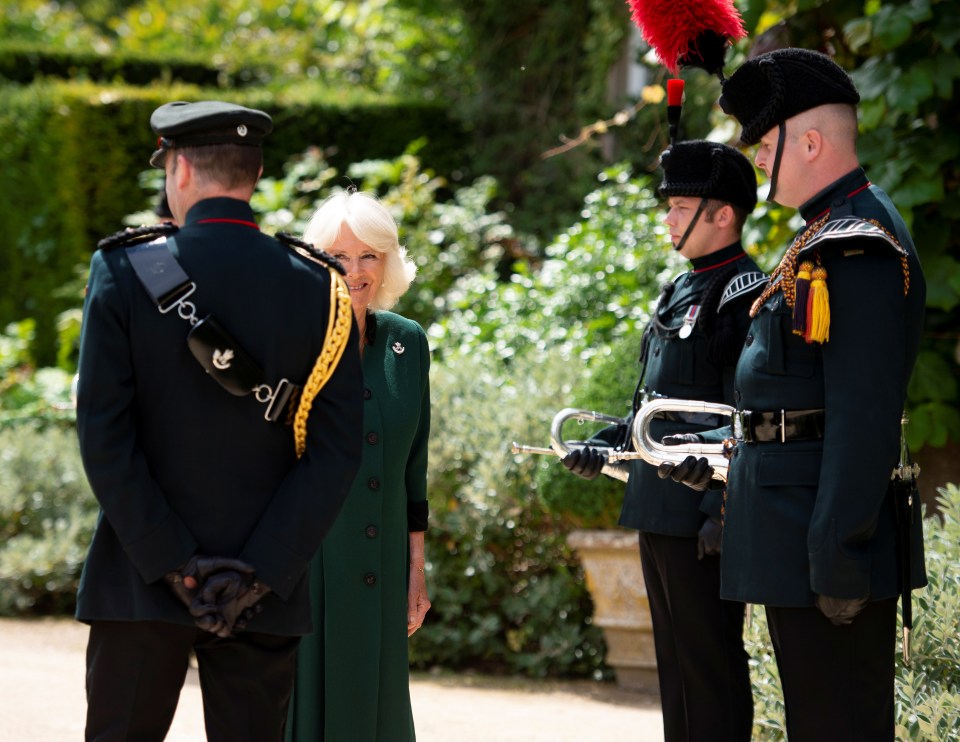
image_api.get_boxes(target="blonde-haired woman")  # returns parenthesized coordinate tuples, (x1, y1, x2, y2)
(286, 190, 431, 742)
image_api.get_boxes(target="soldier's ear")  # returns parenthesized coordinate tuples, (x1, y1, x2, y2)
(801, 128, 823, 161)
(715, 203, 735, 229)
(173, 152, 192, 190)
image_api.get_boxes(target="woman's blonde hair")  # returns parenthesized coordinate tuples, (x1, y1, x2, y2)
(303, 191, 416, 310)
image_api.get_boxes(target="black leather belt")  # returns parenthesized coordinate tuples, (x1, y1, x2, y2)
(732, 409, 825, 443)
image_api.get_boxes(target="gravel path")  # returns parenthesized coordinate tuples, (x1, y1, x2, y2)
(0, 617, 664, 741)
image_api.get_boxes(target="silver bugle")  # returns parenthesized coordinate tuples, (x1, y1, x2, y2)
(511, 408, 631, 482)
(606, 397, 735, 482)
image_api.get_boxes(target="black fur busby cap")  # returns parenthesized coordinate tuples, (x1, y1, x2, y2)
(718, 48, 860, 146)
(658, 140, 757, 213)
(149, 101, 273, 168)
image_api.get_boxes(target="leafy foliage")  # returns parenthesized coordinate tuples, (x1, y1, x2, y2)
(1, 0, 470, 100)
(410, 347, 608, 677)
(0, 423, 97, 616)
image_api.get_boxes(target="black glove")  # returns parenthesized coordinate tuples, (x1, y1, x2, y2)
(697, 517, 723, 560)
(561, 447, 606, 481)
(164, 555, 256, 622)
(657, 455, 715, 492)
(661, 433, 704, 446)
(815, 594, 869, 626)
(189, 569, 271, 638)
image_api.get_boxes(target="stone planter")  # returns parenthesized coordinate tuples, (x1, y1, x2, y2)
(567, 528, 658, 692)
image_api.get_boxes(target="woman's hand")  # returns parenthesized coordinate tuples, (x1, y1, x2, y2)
(407, 531, 431, 637)
(406, 564, 431, 637)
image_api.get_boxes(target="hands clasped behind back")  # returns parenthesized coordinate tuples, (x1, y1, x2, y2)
(164, 554, 272, 638)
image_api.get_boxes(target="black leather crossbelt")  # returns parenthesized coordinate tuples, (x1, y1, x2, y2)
(732, 409, 825, 443)
(126, 239, 301, 424)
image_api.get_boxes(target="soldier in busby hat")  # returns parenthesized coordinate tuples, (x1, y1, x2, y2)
(74, 101, 364, 740)
(663, 48, 928, 741)
(561, 133, 764, 739)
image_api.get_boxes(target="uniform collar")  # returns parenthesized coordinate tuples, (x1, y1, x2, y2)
(690, 241, 745, 273)
(799, 168, 869, 224)
(183, 197, 259, 228)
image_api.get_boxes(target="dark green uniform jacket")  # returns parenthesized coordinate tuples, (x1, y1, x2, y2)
(75, 197, 364, 636)
(618, 242, 764, 535)
(287, 311, 430, 742)
(721, 169, 927, 606)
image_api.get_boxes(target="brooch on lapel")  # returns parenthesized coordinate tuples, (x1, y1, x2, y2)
(392, 342, 406, 355)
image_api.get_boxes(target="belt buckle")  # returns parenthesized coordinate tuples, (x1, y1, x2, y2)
(733, 410, 749, 442)
(779, 409, 786, 443)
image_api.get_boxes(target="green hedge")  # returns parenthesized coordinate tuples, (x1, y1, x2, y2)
(0, 80, 469, 366)
(0, 40, 227, 87)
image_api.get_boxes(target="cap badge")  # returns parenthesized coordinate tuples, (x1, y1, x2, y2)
(212, 348, 235, 369)
(237, 124, 248, 137)
(392, 342, 406, 355)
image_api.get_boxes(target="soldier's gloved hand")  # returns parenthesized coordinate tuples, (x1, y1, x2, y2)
(189, 568, 271, 638)
(657, 455, 716, 492)
(164, 555, 256, 615)
(661, 433, 704, 446)
(815, 594, 869, 626)
(561, 447, 606, 481)
(697, 517, 723, 560)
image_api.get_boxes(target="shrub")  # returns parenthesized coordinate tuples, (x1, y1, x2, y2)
(0, 320, 77, 430)
(410, 344, 609, 678)
(0, 425, 97, 616)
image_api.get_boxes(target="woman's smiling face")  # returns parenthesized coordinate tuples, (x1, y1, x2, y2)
(328, 222, 385, 317)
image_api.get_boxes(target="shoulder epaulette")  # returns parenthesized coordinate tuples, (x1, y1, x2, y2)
(717, 270, 767, 313)
(276, 232, 346, 276)
(97, 223, 179, 251)
(798, 216, 905, 257)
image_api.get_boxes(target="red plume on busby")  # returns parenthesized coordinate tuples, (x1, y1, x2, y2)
(626, 0, 746, 78)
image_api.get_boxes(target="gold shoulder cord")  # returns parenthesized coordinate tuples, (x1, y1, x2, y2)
(293, 269, 354, 458)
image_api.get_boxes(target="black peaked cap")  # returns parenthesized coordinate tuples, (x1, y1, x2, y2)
(718, 48, 859, 145)
(149, 101, 273, 168)
(658, 140, 758, 213)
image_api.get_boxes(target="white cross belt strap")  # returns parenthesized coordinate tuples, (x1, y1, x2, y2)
(126, 239, 299, 423)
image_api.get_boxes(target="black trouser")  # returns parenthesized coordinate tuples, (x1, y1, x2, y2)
(85, 620, 300, 742)
(639, 531, 753, 742)
(765, 598, 897, 742)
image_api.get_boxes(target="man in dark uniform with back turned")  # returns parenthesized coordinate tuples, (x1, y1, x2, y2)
(661, 49, 927, 741)
(75, 100, 364, 741)
(563, 140, 764, 741)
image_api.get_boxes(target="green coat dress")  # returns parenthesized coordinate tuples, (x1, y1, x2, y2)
(287, 310, 430, 742)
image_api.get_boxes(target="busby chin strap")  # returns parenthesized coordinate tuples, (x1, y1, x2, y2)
(766, 122, 786, 203)
(674, 198, 708, 252)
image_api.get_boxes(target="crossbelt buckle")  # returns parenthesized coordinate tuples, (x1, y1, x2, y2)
(256, 378, 301, 423)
